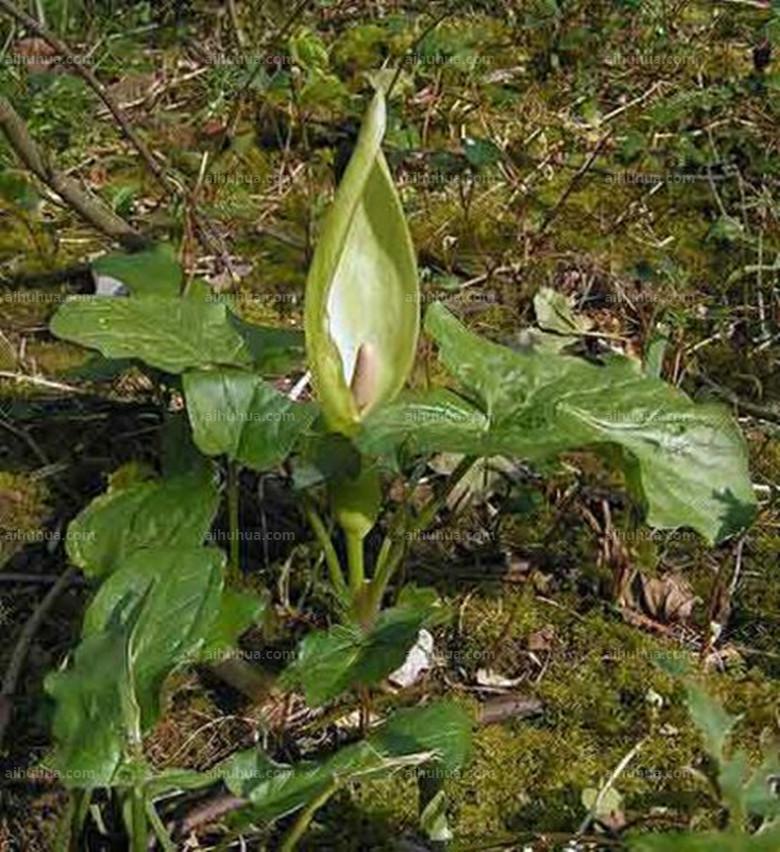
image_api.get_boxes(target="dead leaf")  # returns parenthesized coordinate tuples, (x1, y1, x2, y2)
(11, 38, 58, 74)
(624, 572, 699, 623)
(475, 668, 524, 689)
(527, 624, 556, 652)
(388, 629, 434, 688)
(477, 694, 544, 726)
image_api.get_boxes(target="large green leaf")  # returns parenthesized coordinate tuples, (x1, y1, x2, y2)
(183, 369, 316, 470)
(361, 303, 756, 543)
(81, 546, 224, 728)
(44, 613, 140, 788)
(92, 244, 182, 298)
(228, 314, 305, 376)
(223, 701, 471, 824)
(67, 467, 219, 578)
(46, 548, 224, 786)
(304, 88, 420, 432)
(199, 587, 269, 663)
(284, 593, 443, 705)
(50, 296, 254, 373)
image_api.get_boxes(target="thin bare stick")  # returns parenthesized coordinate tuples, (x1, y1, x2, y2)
(0, 95, 146, 248)
(0, 0, 169, 190)
(0, 370, 94, 395)
(537, 131, 614, 237)
(0, 566, 78, 748)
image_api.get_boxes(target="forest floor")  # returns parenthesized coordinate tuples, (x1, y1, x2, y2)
(0, 1, 779, 849)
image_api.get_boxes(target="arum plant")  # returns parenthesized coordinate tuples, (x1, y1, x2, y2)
(42, 83, 759, 849)
(303, 87, 421, 623)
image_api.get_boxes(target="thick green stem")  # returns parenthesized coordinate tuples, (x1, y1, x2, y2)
(280, 780, 340, 852)
(364, 540, 406, 618)
(345, 530, 365, 596)
(226, 460, 241, 582)
(130, 787, 147, 852)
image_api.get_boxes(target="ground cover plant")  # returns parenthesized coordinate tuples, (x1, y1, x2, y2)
(0, 1, 778, 850)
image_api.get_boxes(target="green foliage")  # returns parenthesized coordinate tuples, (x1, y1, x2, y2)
(361, 301, 756, 544)
(66, 466, 219, 578)
(224, 701, 471, 821)
(50, 295, 254, 373)
(199, 587, 269, 661)
(32, 53, 768, 848)
(45, 544, 224, 787)
(45, 609, 141, 789)
(629, 678, 780, 849)
(81, 546, 224, 728)
(91, 244, 182, 297)
(283, 590, 445, 705)
(183, 369, 316, 470)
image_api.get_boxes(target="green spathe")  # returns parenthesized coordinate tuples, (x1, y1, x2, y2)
(304, 89, 420, 432)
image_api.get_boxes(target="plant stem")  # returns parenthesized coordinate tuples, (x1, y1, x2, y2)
(226, 460, 241, 582)
(345, 530, 365, 596)
(303, 498, 348, 599)
(145, 798, 176, 852)
(130, 787, 147, 852)
(279, 780, 340, 852)
(364, 455, 479, 618)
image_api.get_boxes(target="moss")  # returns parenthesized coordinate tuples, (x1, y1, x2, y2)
(337, 586, 780, 840)
(0, 471, 49, 567)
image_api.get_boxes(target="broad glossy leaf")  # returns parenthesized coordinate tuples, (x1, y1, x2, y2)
(183, 369, 316, 470)
(304, 89, 419, 431)
(224, 701, 471, 823)
(44, 615, 139, 788)
(228, 314, 305, 375)
(284, 595, 444, 705)
(92, 244, 182, 298)
(67, 467, 219, 578)
(361, 303, 756, 544)
(82, 546, 224, 728)
(370, 700, 471, 775)
(50, 296, 253, 373)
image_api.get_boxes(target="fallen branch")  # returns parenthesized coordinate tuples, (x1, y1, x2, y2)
(0, 0, 170, 192)
(0, 566, 78, 749)
(0, 95, 147, 249)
